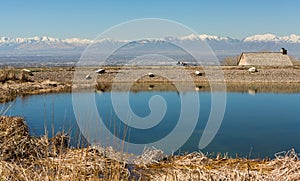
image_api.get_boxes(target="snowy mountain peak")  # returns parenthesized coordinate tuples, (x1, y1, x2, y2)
(177, 34, 232, 41)
(0, 37, 11, 42)
(178, 34, 200, 41)
(40, 36, 59, 42)
(63, 38, 92, 44)
(243, 34, 280, 42)
(198, 34, 231, 41)
(243, 33, 300, 43)
(281, 34, 300, 43)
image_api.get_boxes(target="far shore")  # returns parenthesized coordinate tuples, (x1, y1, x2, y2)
(1, 65, 300, 103)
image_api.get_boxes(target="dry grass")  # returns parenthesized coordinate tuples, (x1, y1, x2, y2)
(1, 116, 300, 180)
(140, 150, 300, 180)
(0, 68, 32, 83)
(0, 116, 131, 180)
(0, 116, 69, 160)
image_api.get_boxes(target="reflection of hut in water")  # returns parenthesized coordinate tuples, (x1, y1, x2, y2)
(248, 89, 257, 95)
(238, 48, 293, 66)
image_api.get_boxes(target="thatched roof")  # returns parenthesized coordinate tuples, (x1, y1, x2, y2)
(238, 52, 293, 66)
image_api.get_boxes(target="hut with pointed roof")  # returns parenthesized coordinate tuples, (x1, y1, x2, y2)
(238, 48, 293, 66)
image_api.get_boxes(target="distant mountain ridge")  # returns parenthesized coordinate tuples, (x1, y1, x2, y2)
(1, 33, 300, 45)
(243, 34, 300, 43)
(0, 33, 300, 66)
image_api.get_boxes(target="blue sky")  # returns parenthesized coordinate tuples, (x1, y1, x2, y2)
(1, 0, 300, 39)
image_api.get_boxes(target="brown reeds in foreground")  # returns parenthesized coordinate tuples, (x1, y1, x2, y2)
(1, 116, 300, 180)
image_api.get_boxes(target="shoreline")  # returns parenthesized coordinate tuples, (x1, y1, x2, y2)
(1, 66, 300, 103)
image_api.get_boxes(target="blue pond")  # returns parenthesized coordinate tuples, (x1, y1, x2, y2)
(1, 91, 300, 158)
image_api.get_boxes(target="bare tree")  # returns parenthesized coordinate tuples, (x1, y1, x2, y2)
(222, 56, 239, 66)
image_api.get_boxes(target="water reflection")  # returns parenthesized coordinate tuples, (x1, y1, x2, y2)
(1, 91, 300, 158)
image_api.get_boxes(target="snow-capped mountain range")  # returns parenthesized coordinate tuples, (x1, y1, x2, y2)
(1, 33, 300, 45)
(0, 33, 300, 66)
(243, 34, 300, 43)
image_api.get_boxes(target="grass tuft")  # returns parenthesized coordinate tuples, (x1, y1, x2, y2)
(0, 67, 32, 83)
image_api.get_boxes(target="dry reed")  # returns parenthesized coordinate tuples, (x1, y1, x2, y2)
(1, 116, 300, 180)
(0, 68, 32, 83)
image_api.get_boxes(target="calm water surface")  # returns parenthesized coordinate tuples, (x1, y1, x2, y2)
(1, 91, 300, 158)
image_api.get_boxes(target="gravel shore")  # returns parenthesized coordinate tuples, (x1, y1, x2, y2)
(1, 66, 300, 102)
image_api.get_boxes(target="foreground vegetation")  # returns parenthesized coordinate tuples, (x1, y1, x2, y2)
(1, 116, 300, 180)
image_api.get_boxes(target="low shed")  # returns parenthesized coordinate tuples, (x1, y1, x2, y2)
(238, 49, 293, 66)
